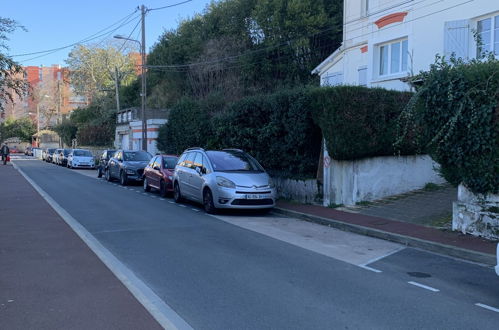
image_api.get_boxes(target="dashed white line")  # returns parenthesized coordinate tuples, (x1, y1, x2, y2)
(178, 205, 186, 208)
(135, 191, 141, 193)
(159, 198, 165, 201)
(191, 208, 200, 212)
(475, 303, 499, 313)
(168, 201, 174, 204)
(358, 265, 382, 273)
(408, 281, 440, 292)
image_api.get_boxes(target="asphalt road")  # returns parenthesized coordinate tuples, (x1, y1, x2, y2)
(13, 159, 499, 329)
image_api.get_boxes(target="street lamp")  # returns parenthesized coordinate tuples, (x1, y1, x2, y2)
(114, 34, 147, 151)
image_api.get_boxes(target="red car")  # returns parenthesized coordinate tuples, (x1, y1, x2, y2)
(143, 154, 179, 197)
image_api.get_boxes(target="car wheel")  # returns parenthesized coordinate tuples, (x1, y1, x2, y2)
(97, 167, 102, 178)
(143, 177, 151, 192)
(173, 182, 183, 203)
(105, 168, 112, 182)
(159, 180, 167, 197)
(120, 171, 128, 186)
(203, 188, 217, 214)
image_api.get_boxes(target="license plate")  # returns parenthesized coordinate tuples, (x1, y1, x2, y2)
(245, 194, 266, 199)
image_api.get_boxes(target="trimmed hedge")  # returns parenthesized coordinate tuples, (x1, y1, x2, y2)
(157, 86, 418, 178)
(400, 57, 499, 195)
(311, 86, 416, 160)
(212, 88, 322, 178)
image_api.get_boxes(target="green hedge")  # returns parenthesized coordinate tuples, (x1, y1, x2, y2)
(401, 57, 499, 195)
(157, 86, 418, 178)
(311, 86, 416, 160)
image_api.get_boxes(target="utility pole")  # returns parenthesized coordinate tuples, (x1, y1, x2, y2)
(140, 4, 147, 151)
(114, 67, 120, 112)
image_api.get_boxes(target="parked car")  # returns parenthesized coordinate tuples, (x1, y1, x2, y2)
(97, 149, 116, 178)
(106, 150, 152, 185)
(143, 154, 179, 197)
(172, 148, 276, 213)
(58, 149, 72, 166)
(52, 148, 63, 164)
(67, 149, 95, 169)
(25, 146, 33, 156)
(45, 148, 56, 162)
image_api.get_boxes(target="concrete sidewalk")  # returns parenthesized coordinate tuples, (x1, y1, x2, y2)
(275, 199, 497, 266)
(0, 163, 161, 329)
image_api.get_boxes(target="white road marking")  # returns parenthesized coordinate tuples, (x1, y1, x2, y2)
(408, 281, 440, 292)
(178, 205, 186, 208)
(168, 201, 174, 204)
(191, 208, 200, 212)
(475, 303, 499, 313)
(135, 191, 141, 193)
(358, 265, 382, 273)
(159, 198, 165, 201)
(12, 162, 192, 330)
(360, 246, 406, 266)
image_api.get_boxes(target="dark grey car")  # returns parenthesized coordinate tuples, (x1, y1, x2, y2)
(105, 150, 152, 185)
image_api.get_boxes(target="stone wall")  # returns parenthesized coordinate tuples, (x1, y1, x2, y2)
(323, 154, 445, 206)
(273, 177, 319, 204)
(453, 185, 499, 240)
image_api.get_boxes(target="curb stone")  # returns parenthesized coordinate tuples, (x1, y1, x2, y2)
(272, 207, 496, 266)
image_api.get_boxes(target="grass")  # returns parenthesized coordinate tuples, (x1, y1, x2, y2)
(430, 213, 453, 228)
(423, 182, 441, 192)
(328, 203, 344, 209)
(356, 200, 373, 206)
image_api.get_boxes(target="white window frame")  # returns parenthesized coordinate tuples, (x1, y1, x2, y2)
(476, 13, 499, 58)
(376, 38, 408, 78)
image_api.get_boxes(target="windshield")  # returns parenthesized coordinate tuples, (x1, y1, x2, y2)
(106, 150, 116, 159)
(206, 151, 264, 172)
(63, 149, 71, 155)
(124, 151, 151, 161)
(163, 156, 178, 169)
(74, 150, 92, 157)
(48, 149, 56, 153)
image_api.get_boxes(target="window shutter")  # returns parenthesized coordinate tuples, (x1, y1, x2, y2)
(444, 20, 470, 60)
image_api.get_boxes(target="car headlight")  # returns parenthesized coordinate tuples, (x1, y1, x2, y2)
(268, 177, 275, 188)
(216, 176, 236, 189)
(126, 169, 136, 175)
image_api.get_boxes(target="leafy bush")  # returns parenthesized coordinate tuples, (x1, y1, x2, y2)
(399, 57, 499, 195)
(311, 86, 416, 160)
(212, 88, 322, 178)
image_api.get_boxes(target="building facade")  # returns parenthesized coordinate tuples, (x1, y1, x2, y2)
(313, 0, 499, 90)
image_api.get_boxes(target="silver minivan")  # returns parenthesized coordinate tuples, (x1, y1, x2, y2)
(173, 148, 276, 213)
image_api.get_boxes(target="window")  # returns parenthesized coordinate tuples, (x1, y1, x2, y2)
(39, 70, 43, 81)
(57, 71, 62, 80)
(193, 152, 203, 170)
(378, 39, 408, 76)
(184, 152, 196, 168)
(477, 15, 499, 57)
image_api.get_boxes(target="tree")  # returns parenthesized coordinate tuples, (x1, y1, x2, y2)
(65, 41, 137, 104)
(0, 117, 36, 143)
(0, 17, 29, 113)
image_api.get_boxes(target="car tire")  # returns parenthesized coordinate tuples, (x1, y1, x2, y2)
(105, 168, 112, 182)
(143, 177, 151, 192)
(120, 171, 128, 186)
(203, 188, 217, 214)
(97, 167, 102, 178)
(159, 180, 167, 197)
(173, 182, 183, 203)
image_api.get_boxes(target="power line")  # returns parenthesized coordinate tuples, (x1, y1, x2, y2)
(18, 13, 141, 63)
(10, 9, 139, 59)
(148, 0, 193, 12)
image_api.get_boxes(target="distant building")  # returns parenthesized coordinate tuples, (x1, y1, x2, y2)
(3, 65, 87, 128)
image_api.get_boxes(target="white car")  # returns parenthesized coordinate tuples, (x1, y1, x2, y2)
(67, 149, 95, 169)
(496, 243, 499, 276)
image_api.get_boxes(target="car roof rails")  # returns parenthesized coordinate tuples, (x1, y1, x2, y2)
(186, 147, 204, 151)
(222, 148, 244, 152)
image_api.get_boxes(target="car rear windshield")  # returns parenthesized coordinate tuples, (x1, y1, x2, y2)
(63, 149, 71, 155)
(163, 156, 178, 169)
(48, 149, 56, 153)
(124, 151, 151, 161)
(206, 151, 264, 172)
(74, 150, 92, 157)
(106, 150, 116, 158)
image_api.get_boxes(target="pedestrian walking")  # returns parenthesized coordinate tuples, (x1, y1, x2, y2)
(1, 143, 10, 165)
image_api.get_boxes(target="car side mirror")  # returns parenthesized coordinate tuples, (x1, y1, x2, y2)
(153, 165, 160, 170)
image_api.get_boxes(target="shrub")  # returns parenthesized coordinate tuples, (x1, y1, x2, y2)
(311, 86, 417, 160)
(400, 56, 499, 195)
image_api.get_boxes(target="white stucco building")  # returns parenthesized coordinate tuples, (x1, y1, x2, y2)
(115, 108, 168, 155)
(312, 0, 498, 206)
(313, 0, 499, 90)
